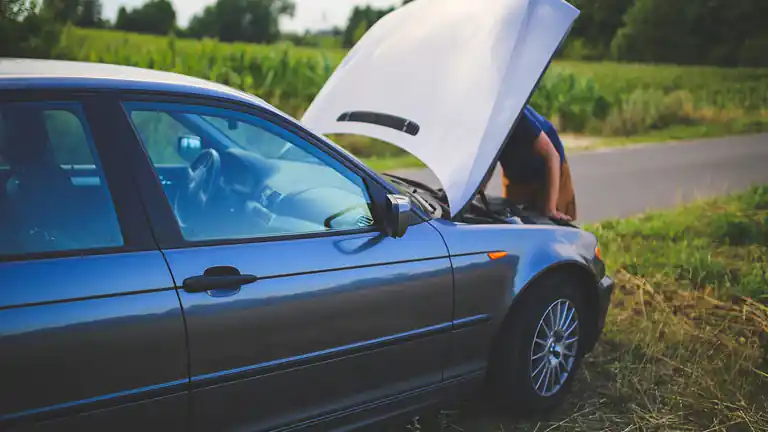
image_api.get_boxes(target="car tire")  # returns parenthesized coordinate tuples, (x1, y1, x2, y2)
(488, 273, 587, 415)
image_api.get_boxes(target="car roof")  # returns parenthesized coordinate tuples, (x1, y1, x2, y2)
(0, 58, 277, 112)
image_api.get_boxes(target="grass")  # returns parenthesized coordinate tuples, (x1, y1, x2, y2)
(568, 118, 768, 152)
(553, 61, 768, 112)
(591, 185, 768, 299)
(363, 154, 424, 172)
(49, 27, 768, 170)
(398, 185, 768, 431)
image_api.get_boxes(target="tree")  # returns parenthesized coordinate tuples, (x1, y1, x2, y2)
(38, 0, 104, 28)
(610, 0, 768, 66)
(186, 0, 295, 43)
(341, 5, 393, 48)
(564, 0, 633, 59)
(1, 0, 62, 58)
(1, 0, 33, 20)
(42, 0, 80, 23)
(115, 0, 176, 35)
(75, 0, 103, 28)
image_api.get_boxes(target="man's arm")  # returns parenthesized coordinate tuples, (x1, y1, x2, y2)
(533, 132, 571, 221)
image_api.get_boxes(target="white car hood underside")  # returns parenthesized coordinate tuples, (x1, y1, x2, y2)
(302, 0, 579, 216)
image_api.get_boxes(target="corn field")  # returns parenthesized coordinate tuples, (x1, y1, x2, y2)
(56, 27, 768, 136)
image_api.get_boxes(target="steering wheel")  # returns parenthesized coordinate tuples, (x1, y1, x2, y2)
(175, 149, 222, 227)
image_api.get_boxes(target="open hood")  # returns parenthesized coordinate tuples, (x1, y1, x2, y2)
(302, 0, 579, 217)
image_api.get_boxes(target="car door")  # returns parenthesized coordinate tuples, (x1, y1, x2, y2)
(119, 97, 454, 431)
(0, 95, 188, 430)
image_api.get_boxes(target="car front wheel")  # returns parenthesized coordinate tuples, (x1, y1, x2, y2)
(488, 274, 587, 414)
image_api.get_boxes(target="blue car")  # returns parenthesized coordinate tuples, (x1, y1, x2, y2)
(0, 1, 612, 430)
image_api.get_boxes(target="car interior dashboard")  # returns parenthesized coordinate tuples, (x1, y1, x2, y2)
(169, 145, 376, 242)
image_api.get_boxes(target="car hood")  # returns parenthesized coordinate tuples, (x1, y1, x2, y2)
(301, 0, 579, 217)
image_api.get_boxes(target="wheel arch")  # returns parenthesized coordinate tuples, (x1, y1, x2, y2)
(498, 261, 602, 357)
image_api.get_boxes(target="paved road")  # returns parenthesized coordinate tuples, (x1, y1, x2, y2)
(392, 133, 768, 223)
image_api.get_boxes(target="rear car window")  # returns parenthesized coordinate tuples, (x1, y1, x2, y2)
(0, 101, 123, 257)
(45, 110, 96, 166)
(0, 113, 6, 169)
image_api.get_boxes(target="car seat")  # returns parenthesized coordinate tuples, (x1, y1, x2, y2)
(2, 106, 81, 253)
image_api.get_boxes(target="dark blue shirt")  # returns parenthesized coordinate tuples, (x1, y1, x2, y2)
(499, 106, 565, 183)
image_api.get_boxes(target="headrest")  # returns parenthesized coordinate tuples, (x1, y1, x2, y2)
(2, 106, 52, 168)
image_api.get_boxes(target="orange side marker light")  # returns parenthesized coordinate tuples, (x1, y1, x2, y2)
(488, 251, 508, 260)
(595, 246, 602, 260)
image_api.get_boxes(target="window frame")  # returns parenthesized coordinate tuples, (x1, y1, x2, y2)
(0, 90, 158, 263)
(115, 92, 415, 250)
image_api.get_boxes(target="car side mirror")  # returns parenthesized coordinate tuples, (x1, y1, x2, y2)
(384, 194, 412, 238)
(178, 135, 203, 161)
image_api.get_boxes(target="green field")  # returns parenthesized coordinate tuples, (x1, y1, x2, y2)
(54, 27, 768, 166)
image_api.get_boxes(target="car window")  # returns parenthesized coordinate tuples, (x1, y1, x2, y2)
(45, 110, 96, 165)
(0, 101, 123, 256)
(123, 102, 375, 242)
(0, 113, 7, 168)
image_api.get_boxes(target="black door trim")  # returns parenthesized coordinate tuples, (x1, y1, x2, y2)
(0, 379, 187, 427)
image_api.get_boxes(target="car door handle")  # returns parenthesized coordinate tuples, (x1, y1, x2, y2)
(182, 274, 258, 293)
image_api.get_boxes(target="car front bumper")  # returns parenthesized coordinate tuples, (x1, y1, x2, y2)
(586, 275, 614, 353)
(596, 275, 614, 336)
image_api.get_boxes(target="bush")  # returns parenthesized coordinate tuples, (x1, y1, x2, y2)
(529, 70, 610, 132)
(601, 88, 665, 135)
(743, 185, 768, 210)
(558, 37, 606, 61)
(710, 214, 763, 246)
(0, 8, 62, 58)
(658, 90, 695, 127)
(601, 89, 700, 135)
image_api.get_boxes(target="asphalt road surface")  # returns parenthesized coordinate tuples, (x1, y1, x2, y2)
(392, 133, 768, 223)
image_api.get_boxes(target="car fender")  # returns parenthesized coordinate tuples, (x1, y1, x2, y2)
(428, 219, 600, 321)
(511, 239, 598, 305)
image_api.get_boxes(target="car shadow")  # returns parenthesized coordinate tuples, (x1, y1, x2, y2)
(383, 337, 642, 431)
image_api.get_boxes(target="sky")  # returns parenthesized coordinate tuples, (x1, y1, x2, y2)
(101, 0, 400, 33)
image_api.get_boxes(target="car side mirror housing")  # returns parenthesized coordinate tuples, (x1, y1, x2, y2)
(178, 135, 203, 161)
(384, 194, 412, 238)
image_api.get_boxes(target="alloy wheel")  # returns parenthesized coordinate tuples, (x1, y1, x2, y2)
(529, 299, 579, 397)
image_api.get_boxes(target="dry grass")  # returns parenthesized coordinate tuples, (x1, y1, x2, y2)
(405, 271, 767, 432)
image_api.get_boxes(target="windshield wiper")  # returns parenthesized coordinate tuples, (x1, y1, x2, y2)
(383, 174, 443, 216)
(384, 173, 441, 196)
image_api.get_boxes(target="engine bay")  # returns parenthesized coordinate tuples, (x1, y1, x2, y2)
(382, 174, 575, 228)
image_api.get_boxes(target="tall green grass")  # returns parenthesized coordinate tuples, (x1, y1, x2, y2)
(56, 27, 346, 117)
(590, 185, 768, 300)
(53, 27, 768, 149)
